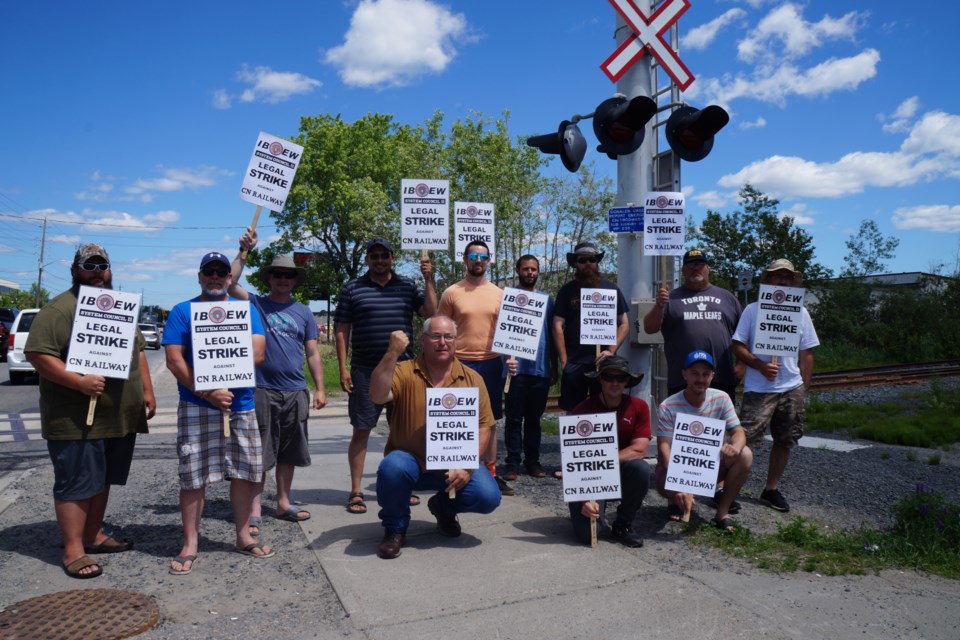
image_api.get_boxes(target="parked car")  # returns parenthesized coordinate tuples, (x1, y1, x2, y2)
(138, 323, 161, 350)
(7, 308, 39, 385)
(0, 307, 18, 363)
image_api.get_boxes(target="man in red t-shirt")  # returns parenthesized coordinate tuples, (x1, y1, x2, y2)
(567, 356, 651, 548)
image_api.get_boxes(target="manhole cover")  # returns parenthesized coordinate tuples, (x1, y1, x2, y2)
(0, 589, 159, 640)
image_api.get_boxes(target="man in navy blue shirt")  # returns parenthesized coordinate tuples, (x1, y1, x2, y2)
(335, 237, 437, 515)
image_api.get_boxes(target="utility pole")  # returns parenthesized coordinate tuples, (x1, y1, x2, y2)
(36, 217, 47, 307)
(613, 5, 657, 412)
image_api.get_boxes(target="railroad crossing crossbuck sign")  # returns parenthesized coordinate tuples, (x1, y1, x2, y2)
(602, 0, 695, 90)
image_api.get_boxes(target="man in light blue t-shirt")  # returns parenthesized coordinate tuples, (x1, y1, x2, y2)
(230, 229, 328, 532)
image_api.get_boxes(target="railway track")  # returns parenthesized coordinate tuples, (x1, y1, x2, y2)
(541, 360, 960, 412)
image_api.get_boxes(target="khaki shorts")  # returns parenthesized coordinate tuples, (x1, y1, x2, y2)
(740, 385, 806, 449)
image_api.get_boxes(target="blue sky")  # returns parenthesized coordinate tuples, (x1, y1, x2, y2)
(2, 0, 958, 311)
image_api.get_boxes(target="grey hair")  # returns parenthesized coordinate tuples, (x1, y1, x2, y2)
(423, 315, 458, 336)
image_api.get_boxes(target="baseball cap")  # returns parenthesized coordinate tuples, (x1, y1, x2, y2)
(366, 237, 393, 254)
(682, 249, 708, 265)
(683, 350, 715, 370)
(74, 243, 109, 264)
(199, 252, 230, 269)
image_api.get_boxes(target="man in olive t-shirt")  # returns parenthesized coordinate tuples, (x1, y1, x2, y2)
(25, 243, 156, 579)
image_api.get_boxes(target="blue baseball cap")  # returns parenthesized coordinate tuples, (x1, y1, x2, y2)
(683, 350, 715, 370)
(199, 252, 230, 269)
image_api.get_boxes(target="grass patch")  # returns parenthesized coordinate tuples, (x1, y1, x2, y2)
(692, 486, 960, 579)
(807, 382, 960, 447)
(306, 343, 344, 396)
(541, 416, 559, 436)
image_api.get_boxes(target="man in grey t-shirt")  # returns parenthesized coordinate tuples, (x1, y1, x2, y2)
(230, 229, 327, 530)
(643, 249, 742, 399)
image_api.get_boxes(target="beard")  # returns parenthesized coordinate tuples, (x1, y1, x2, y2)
(518, 274, 538, 289)
(201, 283, 227, 298)
(574, 267, 600, 288)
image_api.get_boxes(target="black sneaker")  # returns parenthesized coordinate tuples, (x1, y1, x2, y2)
(427, 493, 462, 537)
(377, 530, 405, 559)
(610, 520, 644, 548)
(495, 475, 515, 496)
(712, 487, 742, 514)
(760, 488, 790, 512)
(501, 463, 519, 481)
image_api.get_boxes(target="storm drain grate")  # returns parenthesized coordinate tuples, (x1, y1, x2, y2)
(0, 589, 159, 640)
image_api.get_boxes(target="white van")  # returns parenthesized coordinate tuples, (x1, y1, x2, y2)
(7, 308, 39, 385)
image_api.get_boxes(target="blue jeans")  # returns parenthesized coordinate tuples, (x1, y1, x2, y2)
(461, 357, 504, 419)
(376, 450, 502, 532)
(503, 374, 551, 466)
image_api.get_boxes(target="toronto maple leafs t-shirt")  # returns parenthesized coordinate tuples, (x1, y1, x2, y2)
(659, 284, 742, 390)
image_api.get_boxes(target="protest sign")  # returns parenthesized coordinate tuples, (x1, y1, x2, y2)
(642, 191, 685, 256)
(189, 301, 256, 391)
(492, 287, 548, 361)
(663, 412, 724, 497)
(579, 288, 618, 345)
(752, 284, 806, 357)
(560, 412, 621, 502)
(401, 179, 449, 250)
(453, 202, 495, 261)
(608, 205, 644, 233)
(425, 388, 480, 470)
(239, 131, 304, 212)
(66, 286, 141, 378)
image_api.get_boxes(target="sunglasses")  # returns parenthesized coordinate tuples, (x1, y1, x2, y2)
(271, 271, 298, 279)
(367, 251, 391, 260)
(78, 262, 110, 272)
(201, 267, 229, 277)
(600, 373, 628, 383)
(577, 256, 600, 264)
(466, 252, 490, 261)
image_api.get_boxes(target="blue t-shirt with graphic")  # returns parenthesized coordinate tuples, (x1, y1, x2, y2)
(249, 294, 318, 391)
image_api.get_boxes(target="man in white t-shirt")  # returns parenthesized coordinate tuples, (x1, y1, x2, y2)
(732, 259, 819, 514)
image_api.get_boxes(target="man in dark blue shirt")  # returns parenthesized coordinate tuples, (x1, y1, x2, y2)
(334, 237, 436, 514)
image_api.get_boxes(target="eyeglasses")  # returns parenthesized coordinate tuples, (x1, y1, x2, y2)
(600, 373, 628, 383)
(271, 271, 298, 279)
(201, 267, 229, 277)
(466, 252, 490, 262)
(577, 256, 600, 264)
(425, 333, 456, 342)
(367, 251, 391, 260)
(78, 262, 110, 272)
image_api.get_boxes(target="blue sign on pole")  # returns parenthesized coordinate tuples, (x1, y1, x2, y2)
(608, 206, 644, 233)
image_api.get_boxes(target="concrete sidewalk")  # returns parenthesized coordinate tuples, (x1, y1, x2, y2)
(291, 398, 959, 640)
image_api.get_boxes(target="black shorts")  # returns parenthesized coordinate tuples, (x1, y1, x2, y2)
(47, 433, 136, 501)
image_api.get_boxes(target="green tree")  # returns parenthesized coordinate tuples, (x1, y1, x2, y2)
(0, 283, 49, 309)
(690, 184, 832, 295)
(841, 219, 899, 277)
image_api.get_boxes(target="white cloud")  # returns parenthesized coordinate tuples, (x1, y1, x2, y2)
(125, 166, 231, 195)
(236, 65, 321, 104)
(24, 207, 180, 233)
(694, 49, 880, 108)
(717, 110, 960, 198)
(739, 116, 767, 130)
(737, 3, 865, 64)
(325, 0, 471, 88)
(893, 205, 960, 232)
(781, 202, 814, 225)
(682, 8, 745, 51)
(880, 96, 920, 133)
(0, 244, 14, 253)
(49, 234, 82, 245)
(212, 88, 232, 109)
(690, 189, 734, 209)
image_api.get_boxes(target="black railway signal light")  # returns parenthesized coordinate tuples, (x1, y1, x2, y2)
(526, 120, 587, 172)
(665, 105, 730, 162)
(593, 95, 657, 159)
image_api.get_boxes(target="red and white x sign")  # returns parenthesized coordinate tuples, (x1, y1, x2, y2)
(602, 0, 695, 90)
